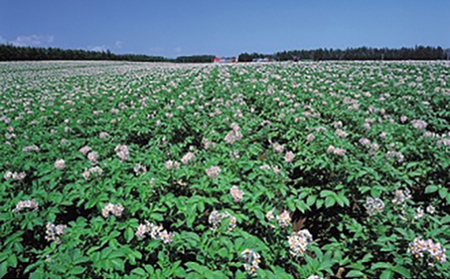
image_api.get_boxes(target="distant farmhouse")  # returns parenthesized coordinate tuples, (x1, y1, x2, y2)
(213, 56, 238, 63)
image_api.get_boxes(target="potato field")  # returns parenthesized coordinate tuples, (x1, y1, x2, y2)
(0, 60, 449, 279)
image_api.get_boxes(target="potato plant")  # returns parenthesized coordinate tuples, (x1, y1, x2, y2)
(0, 60, 449, 278)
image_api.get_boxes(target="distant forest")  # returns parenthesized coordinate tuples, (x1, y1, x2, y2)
(241, 46, 449, 62)
(0, 44, 449, 62)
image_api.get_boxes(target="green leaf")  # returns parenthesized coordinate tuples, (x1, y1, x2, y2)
(131, 267, 148, 277)
(324, 196, 336, 208)
(316, 199, 324, 209)
(425, 185, 438, 194)
(69, 266, 86, 275)
(372, 262, 392, 270)
(346, 270, 365, 278)
(441, 216, 450, 224)
(7, 255, 17, 268)
(439, 188, 448, 199)
(392, 265, 411, 278)
(0, 262, 7, 279)
(125, 227, 134, 243)
(110, 258, 125, 271)
(320, 190, 335, 197)
(380, 269, 393, 279)
(306, 195, 316, 206)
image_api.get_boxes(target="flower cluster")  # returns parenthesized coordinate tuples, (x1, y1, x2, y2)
(102, 203, 124, 218)
(392, 188, 412, 205)
(415, 207, 425, 219)
(54, 159, 66, 170)
(4, 171, 26, 181)
(45, 222, 67, 244)
(277, 210, 291, 228)
(288, 229, 313, 256)
(99, 132, 110, 139)
(230, 185, 244, 202)
(224, 122, 243, 144)
(409, 238, 447, 263)
(386, 150, 405, 163)
(364, 197, 385, 216)
(206, 166, 221, 178)
(135, 221, 174, 244)
(327, 145, 346, 156)
(165, 160, 180, 170)
(202, 138, 216, 150)
(79, 145, 91, 156)
(181, 152, 195, 165)
(436, 138, 450, 147)
(115, 145, 129, 161)
(13, 199, 39, 212)
(266, 209, 275, 221)
(22, 145, 40, 153)
(229, 149, 240, 159)
(83, 166, 103, 180)
(359, 137, 371, 147)
(208, 210, 237, 231)
(411, 119, 428, 130)
(133, 163, 147, 175)
(272, 142, 285, 153)
(284, 151, 295, 163)
(335, 129, 348, 138)
(241, 249, 261, 276)
(87, 151, 99, 165)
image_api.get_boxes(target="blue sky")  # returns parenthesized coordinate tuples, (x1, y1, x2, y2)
(1, 0, 449, 57)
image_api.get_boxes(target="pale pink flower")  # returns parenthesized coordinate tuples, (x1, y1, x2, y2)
(22, 145, 40, 153)
(99, 132, 110, 139)
(102, 203, 124, 218)
(133, 163, 147, 175)
(230, 185, 244, 202)
(284, 151, 295, 163)
(87, 151, 99, 164)
(272, 143, 284, 153)
(54, 159, 66, 170)
(45, 222, 67, 244)
(411, 119, 428, 130)
(82, 170, 91, 180)
(165, 160, 180, 170)
(79, 146, 91, 156)
(335, 129, 347, 138)
(277, 210, 291, 228)
(13, 199, 38, 212)
(4, 171, 13, 180)
(181, 152, 195, 165)
(359, 138, 371, 147)
(334, 148, 346, 156)
(327, 145, 335, 154)
(115, 145, 129, 161)
(206, 166, 221, 178)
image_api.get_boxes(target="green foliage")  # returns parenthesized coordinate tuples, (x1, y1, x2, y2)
(0, 61, 449, 278)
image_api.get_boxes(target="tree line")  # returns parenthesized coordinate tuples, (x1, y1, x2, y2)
(239, 46, 449, 62)
(174, 55, 215, 63)
(0, 44, 169, 62)
(1, 44, 449, 63)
